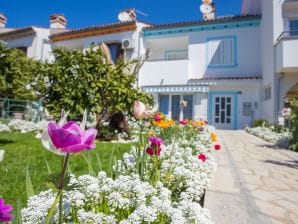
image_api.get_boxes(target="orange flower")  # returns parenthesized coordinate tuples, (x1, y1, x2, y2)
(211, 132, 218, 142)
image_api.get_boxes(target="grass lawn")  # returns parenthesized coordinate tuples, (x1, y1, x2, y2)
(0, 132, 131, 211)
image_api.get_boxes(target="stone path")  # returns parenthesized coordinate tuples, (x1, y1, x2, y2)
(205, 130, 298, 224)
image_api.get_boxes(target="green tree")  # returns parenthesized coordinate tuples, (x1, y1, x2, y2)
(40, 46, 152, 124)
(0, 44, 42, 100)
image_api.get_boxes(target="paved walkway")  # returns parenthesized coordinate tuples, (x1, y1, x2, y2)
(205, 130, 298, 224)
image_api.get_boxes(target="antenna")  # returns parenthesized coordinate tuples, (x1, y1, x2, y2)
(135, 9, 148, 17)
(200, 3, 213, 14)
(118, 11, 131, 22)
(200, 1, 216, 21)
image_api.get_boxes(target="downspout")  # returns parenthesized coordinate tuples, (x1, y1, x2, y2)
(136, 28, 142, 88)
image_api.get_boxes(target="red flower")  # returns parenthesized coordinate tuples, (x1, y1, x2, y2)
(198, 154, 207, 162)
(179, 120, 187, 125)
(204, 120, 208, 124)
(214, 144, 221, 150)
(146, 146, 161, 156)
(154, 113, 162, 122)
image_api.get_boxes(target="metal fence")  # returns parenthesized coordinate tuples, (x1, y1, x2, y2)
(0, 98, 41, 122)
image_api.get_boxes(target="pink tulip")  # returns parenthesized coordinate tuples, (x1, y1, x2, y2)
(133, 101, 154, 119)
(47, 121, 97, 154)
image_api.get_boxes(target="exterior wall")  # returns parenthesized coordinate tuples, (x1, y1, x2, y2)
(4, 27, 52, 61)
(260, 0, 276, 122)
(140, 21, 261, 88)
(208, 82, 260, 129)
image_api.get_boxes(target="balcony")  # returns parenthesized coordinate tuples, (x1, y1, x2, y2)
(276, 31, 298, 73)
(140, 59, 190, 86)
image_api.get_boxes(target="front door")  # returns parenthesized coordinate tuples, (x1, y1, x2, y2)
(212, 95, 233, 129)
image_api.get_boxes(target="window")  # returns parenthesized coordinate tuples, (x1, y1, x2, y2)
(107, 43, 123, 63)
(289, 19, 298, 36)
(207, 36, 237, 67)
(264, 86, 271, 100)
(165, 50, 188, 60)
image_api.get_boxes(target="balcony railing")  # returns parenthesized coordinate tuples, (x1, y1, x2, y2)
(275, 30, 298, 46)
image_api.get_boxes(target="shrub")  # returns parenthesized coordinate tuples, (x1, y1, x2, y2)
(253, 119, 269, 127)
(289, 98, 298, 151)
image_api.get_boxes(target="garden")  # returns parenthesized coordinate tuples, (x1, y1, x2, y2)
(0, 44, 221, 223)
(245, 101, 298, 151)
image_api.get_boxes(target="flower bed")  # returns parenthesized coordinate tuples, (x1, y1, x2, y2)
(245, 126, 291, 148)
(17, 103, 220, 223)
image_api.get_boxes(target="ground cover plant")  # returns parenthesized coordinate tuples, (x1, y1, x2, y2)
(0, 132, 131, 212)
(1, 102, 220, 223)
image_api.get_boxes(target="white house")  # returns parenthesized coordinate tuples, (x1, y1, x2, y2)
(0, 13, 68, 61)
(140, 15, 262, 129)
(1, 1, 297, 129)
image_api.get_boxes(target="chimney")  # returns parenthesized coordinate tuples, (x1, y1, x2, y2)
(50, 14, 67, 29)
(203, 3, 216, 21)
(0, 13, 7, 28)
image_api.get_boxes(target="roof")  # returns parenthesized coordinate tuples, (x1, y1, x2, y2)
(143, 14, 261, 31)
(0, 26, 47, 40)
(50, 21, 140, 42)
(189, 76, 262, 82)
(0, 26, 37, 40)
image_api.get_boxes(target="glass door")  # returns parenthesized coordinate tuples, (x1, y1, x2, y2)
(183, 95, 193, 120)
(213, 95, 233, 129)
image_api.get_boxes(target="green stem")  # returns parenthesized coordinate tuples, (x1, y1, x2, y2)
(58, 153, 70, 224)
(45, 153, 70, 224)
(45, 190, 62, 224)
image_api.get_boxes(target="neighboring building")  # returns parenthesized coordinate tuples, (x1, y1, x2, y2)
(243, 0, 298, 122)
(0, 13, 68, 61)
(1, 0, 297, 129)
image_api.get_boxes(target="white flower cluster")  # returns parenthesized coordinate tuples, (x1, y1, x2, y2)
(245, 126, 291, 148)
(22, 172, 213, 224)
(7, 119, 48, 133)
(0, 123, 10, 132)
(115, 142, 217, 203)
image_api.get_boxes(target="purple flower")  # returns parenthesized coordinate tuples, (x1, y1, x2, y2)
(148, 136, 163, 146)
(47, 121, 98, 153)
(0, 198, 13, 222)
(146, 136, 163, 156)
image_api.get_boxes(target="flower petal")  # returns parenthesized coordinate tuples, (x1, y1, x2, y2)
(62, 144, 93, 153)
(48, 122, 81, 149)
(81, 128, 98, 145)
(62, 121, 83, 135)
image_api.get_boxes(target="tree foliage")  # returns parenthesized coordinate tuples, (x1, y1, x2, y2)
(0, 44, 42, 100)
(40, 46, 153, 122)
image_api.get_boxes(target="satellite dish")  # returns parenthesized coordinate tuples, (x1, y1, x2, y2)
(200, 3, 213, 14)
(202, 0, 212, 4)
(118, 11, 131, 22)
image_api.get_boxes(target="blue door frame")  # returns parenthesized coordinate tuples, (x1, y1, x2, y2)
(208, 91, 238, 130)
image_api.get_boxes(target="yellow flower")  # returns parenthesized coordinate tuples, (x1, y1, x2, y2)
(211, 132, 218, 142)
(149, 130, 155, 136)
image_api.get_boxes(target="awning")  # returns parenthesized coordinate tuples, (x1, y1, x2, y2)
(142, 85, 209, 93)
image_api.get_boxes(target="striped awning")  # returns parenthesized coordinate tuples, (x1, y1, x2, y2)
(142, 85, 209, 93)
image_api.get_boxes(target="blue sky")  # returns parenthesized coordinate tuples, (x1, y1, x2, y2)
(0, 0, 242, 29)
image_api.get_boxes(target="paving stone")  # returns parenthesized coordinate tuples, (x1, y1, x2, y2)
(274, 200, 298, 214)
(255, 200, 287, 220)
(251, 190, 283, 201)
(206, 130, 298, 224)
